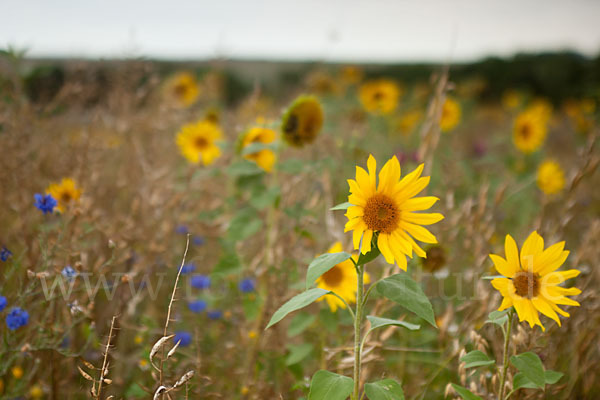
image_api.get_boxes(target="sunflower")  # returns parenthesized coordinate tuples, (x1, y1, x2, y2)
(281, 96, 324, 147)
(176, 120, 222, 165)
(315, 242, 370, 312)
(396, 109, 423, 136)
(537, 160, 566, 195)
(344, 155, 444, 270)
(241, 127, 277, 172)
(501, 89, 523, 110)
(359, 79, 400, 115)
(440, 97, 461, 132)
(340, 66, 363, 86)
(46, 178, 82, 212)
(490, 231, 581, 330)
(166, 72, 200, 107)
(513, 110, 547, 153)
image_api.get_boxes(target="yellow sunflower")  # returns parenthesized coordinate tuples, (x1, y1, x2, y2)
(46, 178, 82, 212)
(281, 96, 324, 147)
(241, 127, 277, 173)
(340, 66, 363, 86)
(501, 89, 523, 110)
(396, 109, 423, 136)
(344, 155, 444, 270)
(359, 79, 401, 115)
(537, 160, 566, 195)
(513, 110, 547, 153)
(315, 242, 370, 312)
(440, 97, 461, 132)
(165, 72, 200, 107)
(490, 231, 581, 331)
(176, 120, 222, 165)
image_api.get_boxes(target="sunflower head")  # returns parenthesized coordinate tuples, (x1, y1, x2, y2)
(440, 97, 461, 132)
(280, 96, 324, 147)
(513, 111, 547, 153)
(165, 72, 200, 107)
(176, 120, 223, 165)
(340, 66, 363, 86)
(359, 79, 401, 115)
(501, 89, 523, 110)
(46, 178, 82, 212)
(537, 160, 566, 195)
(490, 231, 581, 331)
(315, 242, 370, 312)
(239, 126, 277, 172)
(344, 155, 444, 270)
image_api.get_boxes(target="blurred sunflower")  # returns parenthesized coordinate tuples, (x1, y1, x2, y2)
(528, 98, 553, 122)
(281, 96, 324, 147)
(345, 155, 444, 270)
(315, 242, 370, 312)
(46, 178, 82, 212)
(240, 127, 277, 172)
(513, 110, 547, 153)
(440, 97, 461, 132)
(340, 66, 363, 86)
(501, 89, 523, 110)
(359, 79, 400, 115)
(537, 160, 566, 195)
(490, 231, 581, 330)
(176, 120, 222, 165)
(396, 109, 423, 136)
(166, 72, 200, 107)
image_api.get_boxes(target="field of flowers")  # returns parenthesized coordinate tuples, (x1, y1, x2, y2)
(0, 54, 599, 399)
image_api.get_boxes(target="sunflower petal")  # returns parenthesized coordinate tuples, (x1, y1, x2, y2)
(489, 254, 518, 278)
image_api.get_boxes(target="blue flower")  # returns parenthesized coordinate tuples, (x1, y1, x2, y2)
(207, 310, 222, 320)
(175, 225, 189, 234)
(0, 296, 7, 312)
(190, 275, 211, 290)
(192, 236, 205, 246)
(34, 193, 57, 214)
(188, 299, 207, 313)
(239, 278, 256, 293)
(180, 263, 196, 275)
(0, 246, 12, 262)
(61, 265, 78, 280)
(6, 307, 29, 330)
(173, 331, 192, 347)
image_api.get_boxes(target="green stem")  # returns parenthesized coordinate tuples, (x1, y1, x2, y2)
(498, 310, 514, 400)
(353, 264, 365, 400)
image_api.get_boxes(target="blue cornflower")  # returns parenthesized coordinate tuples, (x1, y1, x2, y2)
(190, 275, 211, 290)
(34, 193, 57, 214)
(180, 263, 196, 275)
(173, 331, 192, 347)
(239, 278, 256, 293)
(188, 299, 207, 313)
(6, 307, 29, 330)
(0, 296, 7, 312)
(0, 246, 12, 262)
(175, 225, 189, 234)
(207, 310, 222, 320)
(192, 236, 205, 246)
(61, 265, 78, 280)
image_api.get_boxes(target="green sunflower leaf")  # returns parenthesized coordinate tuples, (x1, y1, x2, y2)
(241, 142, 277, 156)
(460, 350, 495, 368)
(330, 202, 352, 211)
(510, 352, 545, 389)
(305, 252, 352, 290)
(450, 384, 483, 400)
(364, 378, 405, 400)
(266, 288, 329, 330)
(513, 370, 563, 390)
(375, 273, 437, 328)
(485, 310, 509, 326)
(308, 370, 353, 400)
(366, 315, 420, 333)
(357, 246, 380, 265)
(287, 312, 317, 337)
(285, 343, 314, 366)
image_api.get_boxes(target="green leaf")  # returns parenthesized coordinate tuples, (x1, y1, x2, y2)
(266, 288, 329, 329)
(357, 246, 380, 265)
(306, 252, 352, 289)
(227, 160, 263, 176)
(211, 246, 241, 276)
(227, 209, 263, 242)
(308, 370, 353, 400)
(285, 343, 313, 366)
(287, 312, 317, 337)
(364, 378, 405, 400)
(241, 142, 276, 156)
(460, 350, 495, 368)
(544, 370, 563, 384)
(450, 384, 483, 400)
(330, 202, 352, 211)
(510, 352, 545, 389)
(375, 273, 437, 328)
(485, 310, 509, 326)
(513, 370, 563, 390)
(366, 315, 420, 332)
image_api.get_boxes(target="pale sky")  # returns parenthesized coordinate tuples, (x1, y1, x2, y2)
(2, 0, 600, 62)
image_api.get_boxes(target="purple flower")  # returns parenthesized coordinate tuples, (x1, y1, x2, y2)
(239, 278, 256, 293)
(6, 307, 29, 330)
(190, 275, 211, 290)
(61, 265, 78, 281)
(207, 310, 222, 320)
(173, 331, 192, 347)
(193, 236, 205, 246)
(180, 263, 196, 275)
(188, 299, 207, 313)
(0, 296, 7, 312)
(34, 193, 57, 214)
(0, 246, 12, 262)
(175, 225, 189, 234)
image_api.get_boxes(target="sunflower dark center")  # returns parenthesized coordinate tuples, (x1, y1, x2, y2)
(512, 271, 540, 298)
(194, 137, 209, 150)
(174, 83, 188, 97)
(61, 192, 72, 202)
(322, 265, 343, 287)
(520, 123, 532, 139)
(363, 194, 399, 234)
(373, 91, 384, 101)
